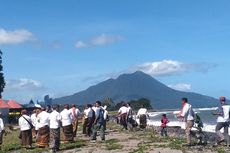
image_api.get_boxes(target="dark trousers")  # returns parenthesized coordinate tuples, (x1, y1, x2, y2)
(216, 122, 230, 145)
(91, 123, 105, 140)
(161, 127, 167, 136)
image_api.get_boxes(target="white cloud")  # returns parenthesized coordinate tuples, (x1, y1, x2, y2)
(91, 33, 123, 46)
(75, 41, 88, 48)
(0, 28, 34, 44)
(168, 83, 192, 91)
(5, 79, 45, 91)
(74, 33, 123, 49)
(130, 60, 188, 76)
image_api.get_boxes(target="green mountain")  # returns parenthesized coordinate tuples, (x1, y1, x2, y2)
(53, 71, 218, 109)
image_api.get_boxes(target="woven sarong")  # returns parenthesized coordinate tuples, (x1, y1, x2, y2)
(139, 114, 147, 129)
(63, 124, 73, 142)
(49, 128, 60, 150)
(37, 125, 49, 147)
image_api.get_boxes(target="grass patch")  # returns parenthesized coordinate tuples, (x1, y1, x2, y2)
(60, 139, 87, 150)
(105, 139, 123, 150)
(129, 142, 150, 153)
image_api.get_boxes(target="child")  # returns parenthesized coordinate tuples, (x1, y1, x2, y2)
(161, 114, 169, 136)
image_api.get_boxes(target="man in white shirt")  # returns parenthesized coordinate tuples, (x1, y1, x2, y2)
(117, 102, 128, 130)
(18, 109, 32, 148)
(49, 105, 61, 152)
(0, 112, 4, 148)
(137, 105, 149, 129)
(71, 104, 81, 138)
(213, 96, 230, 146)
(60, 104, 74, 142)
(177, 97, 195, 146)
(36, 107, 50, 148)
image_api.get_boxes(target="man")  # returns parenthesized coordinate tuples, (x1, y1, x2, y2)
(49, 105, 61, 153)
(0, 112, 4, 149)
(60, 104, 73, 143)
(36, 107, 50, 148)
(18, 110, 32, 149)
(212, 96, 230, 146)
(117, 102, 128, 130)
(91, 101, 105, 141)
(71, 104, 81, 138)
(177, 97, 195, 146)
(82, 104, 95, 137)
(137, 105, 149, 129)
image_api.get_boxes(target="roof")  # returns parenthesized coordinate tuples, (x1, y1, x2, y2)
(7, 100, 22, 109)
(0, 99, 10, 108)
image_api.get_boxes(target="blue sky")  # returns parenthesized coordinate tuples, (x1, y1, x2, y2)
(0, 0, 230, 103)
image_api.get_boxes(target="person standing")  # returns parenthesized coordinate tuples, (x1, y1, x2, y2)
(161, 114, 169, 136)
(18, 110, 32, 149)
(91, 101, 105, 141)
(0, 112, 4, 149)
(177, 97, 195, 146)
(49, 105, 61, 153)
(36, 107, 50, 148)
(71, 104, 81, 138)
(60, 104, 73, 143)
(137, 105, 149, 129)
(212, 96, 230, 146)
(31, 109, 37, 138)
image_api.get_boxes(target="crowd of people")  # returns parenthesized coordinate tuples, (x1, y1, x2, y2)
(17, 100, 107, 153)
(0, 96, 230, 152)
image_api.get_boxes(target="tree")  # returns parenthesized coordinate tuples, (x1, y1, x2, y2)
(0, 50, 5, 99)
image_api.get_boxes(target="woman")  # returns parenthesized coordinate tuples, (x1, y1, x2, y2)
(18, 109, 33, 148)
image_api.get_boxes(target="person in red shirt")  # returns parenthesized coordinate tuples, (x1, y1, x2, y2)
(161, 114, 169, 136)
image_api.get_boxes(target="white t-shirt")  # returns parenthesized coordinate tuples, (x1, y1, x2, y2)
(0, 118, 4, 132)
(180, 103, 194, 121)
(60, 109, 72, 126)
(31, 113, 37, 127)
(37, 111, 50, 128)
(19, 115, 32, 131)
(49, 110, 61, 129)
(217, 105, 230, 123)
(118, 106, 128, 115)
(84, 108, 94, 118)
(137, 108, 148, 116)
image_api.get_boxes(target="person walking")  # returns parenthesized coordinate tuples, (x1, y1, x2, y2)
(91, 101, 105, 142)
(177, 97, 195, 146)
(137, 105, 149, 129)
(71, 104, 81, 138)
(49, 105, 61, 153)
(117, 102, 128, 130)
(212, 96, 230, 146)
(18, 110, 33, 149)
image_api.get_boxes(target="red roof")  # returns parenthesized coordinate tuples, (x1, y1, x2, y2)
(7, 100, 22, 109)
(0, 99, 10, 108)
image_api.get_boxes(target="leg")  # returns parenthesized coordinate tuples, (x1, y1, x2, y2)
(215, 122, 225, 143)
(100, 124, 105, 140)
(160, 128, 164, 136)
(185, 120, 194, 145)
(223, 122, 229, 146)
(91, 124, 98, 140)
